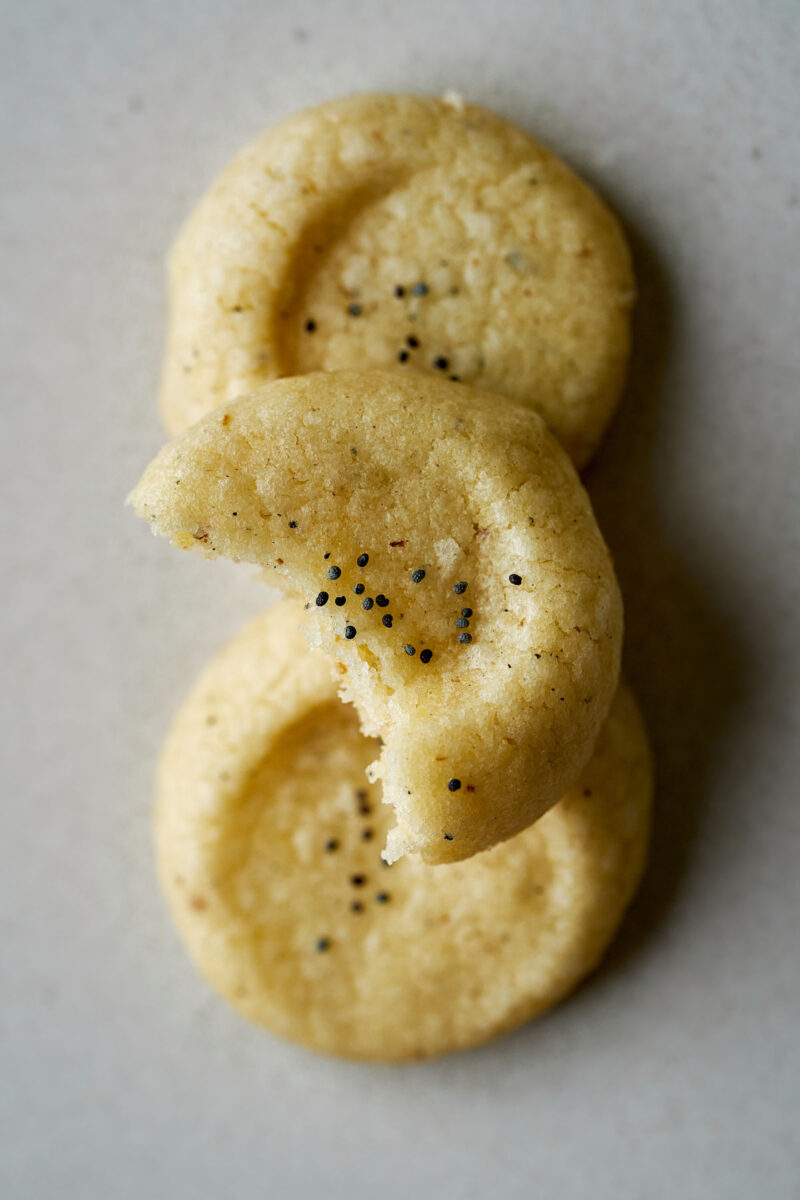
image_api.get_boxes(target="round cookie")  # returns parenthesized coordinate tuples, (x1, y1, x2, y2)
(131, 369, 623, 864)
(160, 92, 634, 466)
(157, 601, 651, 1061)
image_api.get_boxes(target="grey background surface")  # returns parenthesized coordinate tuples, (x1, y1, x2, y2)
(2, 1, 799, 1196)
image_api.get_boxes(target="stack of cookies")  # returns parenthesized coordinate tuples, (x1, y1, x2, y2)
(130, 93, 651, 1061)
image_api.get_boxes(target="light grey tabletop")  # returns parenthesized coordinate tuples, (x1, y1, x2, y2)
(2, 2, 799, 1197)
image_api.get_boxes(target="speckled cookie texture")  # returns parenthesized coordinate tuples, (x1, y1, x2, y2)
(157, 601, 651, 1061)
(160, 92, 634, 466)
(131, 369, 623, 864)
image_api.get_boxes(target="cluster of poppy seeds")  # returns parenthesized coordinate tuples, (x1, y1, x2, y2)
(450, 582, 474, 643)
(376, 282, 461, 379)
(316, 785, 394, 949)
(314, 554, 491, 663)
(303, 282, 467, 382)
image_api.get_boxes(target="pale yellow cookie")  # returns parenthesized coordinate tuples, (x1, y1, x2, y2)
(130, 370, 623, 864)
(160, 92, 634, 466)
(157, 601, 651, 1061)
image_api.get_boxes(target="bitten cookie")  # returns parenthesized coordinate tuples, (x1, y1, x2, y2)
(160, 92, 634, 466)
(130, 369, 623, 864)
(157, 601, 651, 1061)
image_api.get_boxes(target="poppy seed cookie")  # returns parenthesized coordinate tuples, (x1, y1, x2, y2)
(131, 369, 623, 863)
(160, 92, 634, 466)
(156, 601, 651, 1061)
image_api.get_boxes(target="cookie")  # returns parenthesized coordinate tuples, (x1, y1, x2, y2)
(130, 369, 623, 863)
(160, 92, 634, 466)
(157, 601, 651, 1061)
